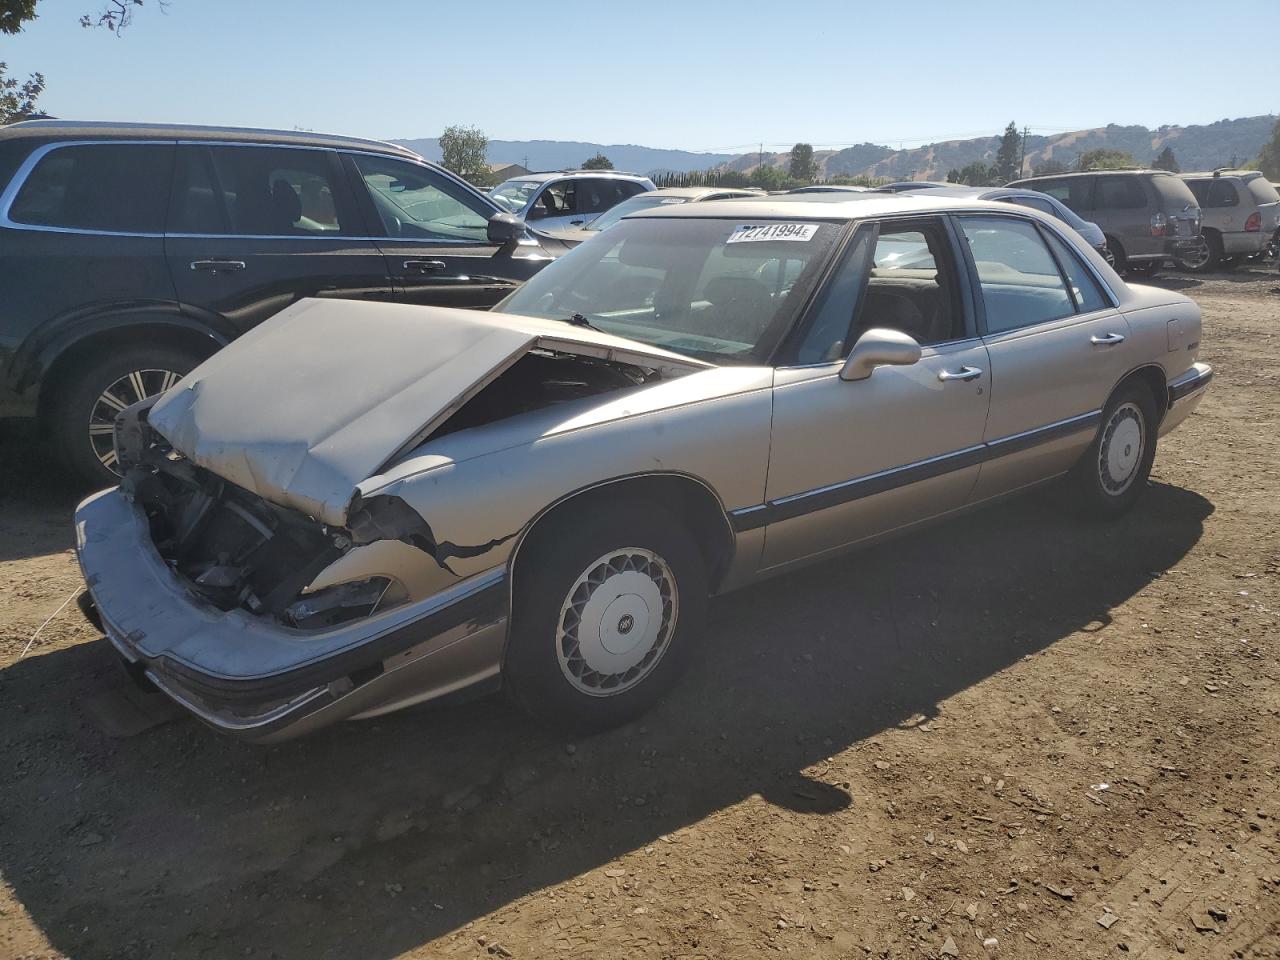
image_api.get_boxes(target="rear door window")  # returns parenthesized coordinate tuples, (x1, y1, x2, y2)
(958, 216, 1076, 334)
(203, 145, 355, 236)
(1094, 176, 1147, 210)
(528, 180, 578, 221)
(8, 142, 174, 233)
(577, 178, 624, 216)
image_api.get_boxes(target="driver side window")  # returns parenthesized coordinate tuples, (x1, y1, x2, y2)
(791, 218, 963, 364)
(352, 154, 489, 241)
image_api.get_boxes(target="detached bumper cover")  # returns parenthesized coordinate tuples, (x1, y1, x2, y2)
(75, 488, 507, 741)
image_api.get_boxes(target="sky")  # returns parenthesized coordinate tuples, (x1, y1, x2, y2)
(5, 0, 1278, 154)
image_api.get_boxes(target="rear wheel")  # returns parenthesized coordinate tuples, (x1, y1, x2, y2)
(504, 500, 707, 732)
(1105, 236, 1127, 274)
(49, 344, 201, 486)
(1068, 383, 1158, 518)
(1175, 231, 1219, 273)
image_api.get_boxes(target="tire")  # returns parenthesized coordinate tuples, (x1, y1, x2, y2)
(49, 344, 202, 487)
(1105, 236, 1127, 275)
(1174, 231, 1219, 273)
(504, 498, 707, 733)
(1068, 383, 1159, 519)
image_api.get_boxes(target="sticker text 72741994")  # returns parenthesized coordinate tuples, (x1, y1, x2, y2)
(726, 223, 819, 244)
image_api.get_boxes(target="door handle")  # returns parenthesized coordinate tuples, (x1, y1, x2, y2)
(403, 259, 447, 273)
(190, 259, 246, 272)
(937, 366, 983, 382)
(1090, 333, 1126, 346)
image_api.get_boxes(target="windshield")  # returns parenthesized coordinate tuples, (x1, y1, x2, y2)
(491, 179, 540, 212)
(494, 217, 842, 364)
(585, 193, 691, 232)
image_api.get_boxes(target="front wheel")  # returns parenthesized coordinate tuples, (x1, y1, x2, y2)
(1068, 384, 1158, 518)
(504, 500, 707, 732)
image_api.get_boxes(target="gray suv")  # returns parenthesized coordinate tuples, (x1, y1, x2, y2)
(1175, 170, 1280, 271)
(1008, 170, 1203, 276)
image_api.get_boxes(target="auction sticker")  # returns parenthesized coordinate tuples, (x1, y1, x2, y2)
(726, 222, 818, 244)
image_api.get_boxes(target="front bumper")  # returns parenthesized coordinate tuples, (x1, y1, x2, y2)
(1160, 362, 1213, 437)
(75, 488, 507, 742)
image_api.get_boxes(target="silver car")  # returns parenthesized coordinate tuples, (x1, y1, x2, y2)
(75, 195, 1212, 742)
(490, 170, 655, 232)
(1176, 170, 1280, 271)
(540, 186, 760, 246)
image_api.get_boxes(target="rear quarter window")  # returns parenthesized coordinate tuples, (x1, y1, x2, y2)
(7, 142, 174, 233)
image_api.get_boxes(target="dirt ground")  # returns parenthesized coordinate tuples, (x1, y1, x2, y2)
(1, 267, 1278, 960)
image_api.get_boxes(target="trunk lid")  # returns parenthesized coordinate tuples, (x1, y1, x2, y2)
(147, 298, 710, 527)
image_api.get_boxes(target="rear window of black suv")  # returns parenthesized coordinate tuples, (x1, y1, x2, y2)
(7, 142, 173, 234)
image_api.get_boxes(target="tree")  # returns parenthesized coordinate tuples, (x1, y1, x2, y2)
(2, 0, 166, 34)
(945, 168, 960, 183)
(1075, 148, 1135, 172)
(954, 160, 995, 186)
(1151, 146, 1179, 173)
(1254, 117, 1280, 179)
(0, 62, 44, 123)
(748, 164, 799, 191)
(993, 121, 1022, 182)
(581, 152, 613, 170)
(788, 142, 816, 182)
(439, 124, 492, 186)
(1031, 157, 1069, 177)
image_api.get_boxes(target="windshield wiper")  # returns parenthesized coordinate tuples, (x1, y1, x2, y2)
(560, 313, 600, 331)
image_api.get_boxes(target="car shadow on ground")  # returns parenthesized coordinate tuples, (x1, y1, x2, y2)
(0, 480, 1211, 959)
(0, 432, 93, 563)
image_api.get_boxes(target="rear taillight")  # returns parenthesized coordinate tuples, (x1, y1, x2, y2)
(1150, 212, 1168, 237)
(1245, 212, 1261, 232)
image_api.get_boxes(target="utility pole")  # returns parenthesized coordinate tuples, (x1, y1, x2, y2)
(1019, 125, 1029, 179)
(758, 143, 763, 169)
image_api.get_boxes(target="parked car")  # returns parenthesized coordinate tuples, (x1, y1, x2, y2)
(75, 193, 1211, 741)
(921, 185, 1113, 264)
(787, 184, 873, 194)
(491, 170, 655, 232)
(540, 186, 759, 246)
(875, 181, 951, 193)
(0, 120, 568, 484)
(1174, 170, 1280, 271)
(1008, 170, 1203, 276)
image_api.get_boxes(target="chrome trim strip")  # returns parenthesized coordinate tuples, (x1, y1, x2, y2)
(731, 409, 1103, 531)
(0, 137, 502, 239)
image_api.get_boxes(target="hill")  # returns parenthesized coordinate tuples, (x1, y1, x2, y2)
(391, 137, 737, 175)
(715, 116, 1277, 180)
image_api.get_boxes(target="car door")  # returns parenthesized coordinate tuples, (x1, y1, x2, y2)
(758, 216, 992, 570)
(344, 152, 529, 309)
(953, 213, 1133, 501)
(164, 144, 392, 336)
(524, 178, 582, 232)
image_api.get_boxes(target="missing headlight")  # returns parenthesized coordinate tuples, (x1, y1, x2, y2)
(284, 577, 404, 630)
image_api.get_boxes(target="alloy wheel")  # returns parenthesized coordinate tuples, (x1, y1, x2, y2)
(88, 368, 181, 472)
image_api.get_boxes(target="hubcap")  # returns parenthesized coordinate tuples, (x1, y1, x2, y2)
(1098, 402, 1145, 496)
(89, 368, 182, 472)
(556, 547, 678, 697)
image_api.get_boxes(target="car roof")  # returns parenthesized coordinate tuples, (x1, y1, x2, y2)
(625, 192, 1045, 222)
(1181, 170, 1263, 180)
(502, 169, 652, 184)
(644, 186, 755, 199)
(0, 119, 420, 158)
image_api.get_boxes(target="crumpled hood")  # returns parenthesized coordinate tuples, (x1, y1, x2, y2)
(147, 298, 709, 527)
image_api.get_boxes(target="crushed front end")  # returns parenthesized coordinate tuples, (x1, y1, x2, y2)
(74, 400, 508, 742)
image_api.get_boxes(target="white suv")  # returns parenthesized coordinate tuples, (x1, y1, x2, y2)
(491, 170, 655, 232)
(1177, 170, 1280, 271)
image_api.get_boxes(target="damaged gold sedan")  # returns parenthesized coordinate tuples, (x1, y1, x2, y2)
(75, 196, 1211, 740)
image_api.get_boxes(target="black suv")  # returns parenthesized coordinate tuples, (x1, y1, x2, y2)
(0, 120, 567, 483)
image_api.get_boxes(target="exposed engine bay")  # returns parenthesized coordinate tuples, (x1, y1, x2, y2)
(116, 349, 663, 631)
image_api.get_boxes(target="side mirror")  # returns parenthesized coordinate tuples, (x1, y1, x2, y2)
(487, 211, 527, 244)
(839, 327, 922, 381)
